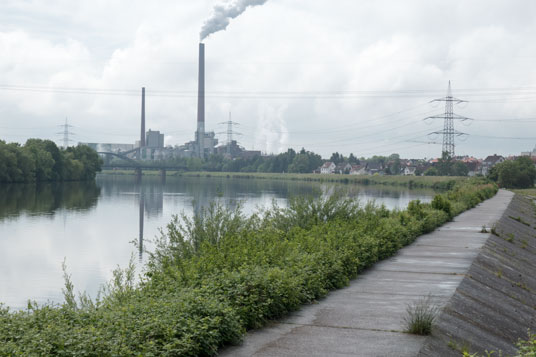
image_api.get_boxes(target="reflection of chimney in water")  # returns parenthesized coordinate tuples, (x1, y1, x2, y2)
(139, 192, 144, 261)
(196, 43, 205, 158)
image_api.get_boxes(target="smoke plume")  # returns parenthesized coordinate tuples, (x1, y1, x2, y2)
(200, 0, 268, 41)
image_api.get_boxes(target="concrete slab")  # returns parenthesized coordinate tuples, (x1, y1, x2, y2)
(219, 190, 515, 357)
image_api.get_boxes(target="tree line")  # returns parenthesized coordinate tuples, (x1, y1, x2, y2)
(0, 139, 102, 183)
(108, 148, 324, 174)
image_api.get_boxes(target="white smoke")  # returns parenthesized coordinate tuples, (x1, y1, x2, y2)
(200, 0, 268, 41)
(255, 104, 288, 154)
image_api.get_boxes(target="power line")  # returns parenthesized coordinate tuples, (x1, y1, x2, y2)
(2, 84, 536, 100)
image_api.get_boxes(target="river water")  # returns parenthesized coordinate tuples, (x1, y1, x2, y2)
(0, 174, 435, 310)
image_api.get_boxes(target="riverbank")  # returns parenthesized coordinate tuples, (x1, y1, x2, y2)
(220, 189, 513, 357)
(0, 179, 496, 355)
(99, 169, 466, 190)
(419, 192, 536, 356)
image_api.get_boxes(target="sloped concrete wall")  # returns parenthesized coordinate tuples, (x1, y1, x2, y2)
(419, 194, 536, 356)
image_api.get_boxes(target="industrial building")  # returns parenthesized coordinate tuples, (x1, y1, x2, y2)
(83, 43, 265, 163)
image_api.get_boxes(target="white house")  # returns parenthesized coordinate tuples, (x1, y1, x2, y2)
(403, 166, 417, 176)
(320, 162, 336, 174)
(481, 154, 504, 176)
(350, 165, 366, 175)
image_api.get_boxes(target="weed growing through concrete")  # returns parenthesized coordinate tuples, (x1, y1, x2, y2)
(506, 233, 515, 243)
(403, 294, 439, 335)
(491, 224, 499, 236)
(481, 225, 489, 233)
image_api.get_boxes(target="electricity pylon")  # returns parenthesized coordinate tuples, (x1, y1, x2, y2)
(218, 112, 241, 156)
(425, 81, 472, 157)
(57, 118, 75, 148)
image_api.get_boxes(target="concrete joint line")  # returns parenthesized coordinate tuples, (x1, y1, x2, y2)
(375, 269, 465, 276)
(279, 321, 405, 334)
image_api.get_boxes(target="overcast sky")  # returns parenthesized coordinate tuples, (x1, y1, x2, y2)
(1, 0, 536, 159)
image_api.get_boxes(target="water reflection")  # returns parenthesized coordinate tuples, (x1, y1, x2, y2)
(0, 181, 100, 220)
(0, 174, 435, 309)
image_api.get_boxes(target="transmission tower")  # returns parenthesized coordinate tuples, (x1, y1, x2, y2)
(57, 118, 75, 148)
(425, 81, 472, 157)
(218, 112, 241, 156)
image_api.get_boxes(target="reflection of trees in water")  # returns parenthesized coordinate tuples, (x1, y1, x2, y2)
(342, 184, 436, 199)
(0, 181, 100, 220)
(96, 175, 324, 217)
(165, 177, 323, 215)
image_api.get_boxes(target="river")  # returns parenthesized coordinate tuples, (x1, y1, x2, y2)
(0, 174, 436, 310)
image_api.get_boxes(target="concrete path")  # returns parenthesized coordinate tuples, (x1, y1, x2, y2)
(219, 189, 514, 357)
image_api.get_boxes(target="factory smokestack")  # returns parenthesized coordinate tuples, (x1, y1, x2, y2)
(196, 43, 205, 158)
(140, 87, 146, 147)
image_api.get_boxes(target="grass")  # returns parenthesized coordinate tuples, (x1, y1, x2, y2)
(0, 178, 497, 355)
(509, 215, 531, 226)
(178, 171, 467, 189)
(99, 169, 467, 190)
(403, 294, 439, 335)
(511, 188, 536, 198)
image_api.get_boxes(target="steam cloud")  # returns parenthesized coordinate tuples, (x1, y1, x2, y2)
(200, 0, 268, 41)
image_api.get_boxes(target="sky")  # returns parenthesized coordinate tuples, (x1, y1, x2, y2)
(1, 0, 536, 159)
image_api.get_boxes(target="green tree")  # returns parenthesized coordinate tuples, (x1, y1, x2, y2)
(423, 167, 439, 176)
(348, 153, 359, 164)
(436, 152, 452, 176)
(329, 152, 343, 164)
(387, 153, 401, 175)
(451, 161, 468, 176)
(489, 156, 536, 188)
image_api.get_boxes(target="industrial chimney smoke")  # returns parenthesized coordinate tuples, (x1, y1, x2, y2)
(196, 43, 205, 158)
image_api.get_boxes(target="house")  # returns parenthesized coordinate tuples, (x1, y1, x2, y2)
(481, 154, 505, 176)
(403, 166, 417, 176)
(350, 165, 366, 175)
(466, 161, 480, 177)
(366, 162, 384, 175)
(335, 163, 352, 174)
(320, 161, 336, 174)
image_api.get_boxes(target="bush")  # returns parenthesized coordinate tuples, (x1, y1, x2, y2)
(488, 156, 536, 189)
(0, 180, 498, 355)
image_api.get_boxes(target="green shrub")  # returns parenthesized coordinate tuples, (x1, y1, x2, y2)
(0, 179, 498, 356)
(432, 194, 453, 219)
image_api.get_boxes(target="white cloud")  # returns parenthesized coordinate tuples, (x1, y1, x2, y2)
(1, 0, 536, 158)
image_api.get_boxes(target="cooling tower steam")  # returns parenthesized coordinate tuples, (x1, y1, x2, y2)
(200, 0, 268, 41)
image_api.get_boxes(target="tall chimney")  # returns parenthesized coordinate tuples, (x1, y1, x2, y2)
(196, 43, 205, 158)
(140, 87, 146, 147)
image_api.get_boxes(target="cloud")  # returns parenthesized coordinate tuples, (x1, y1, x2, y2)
(1, 1, 536, 158)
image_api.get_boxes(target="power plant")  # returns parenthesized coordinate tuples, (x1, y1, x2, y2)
(82, 42, 262, 161)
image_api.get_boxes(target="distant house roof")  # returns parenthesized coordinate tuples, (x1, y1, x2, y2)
(461, 156, 480, 163)
(366, 162, 383, 171)
(321, 161, 335, 168)
(483, 154, 504, 165)
(335, 163, 351, 170)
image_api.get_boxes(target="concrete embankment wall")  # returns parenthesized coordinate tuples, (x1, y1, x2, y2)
(419, 194, 536, 356)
